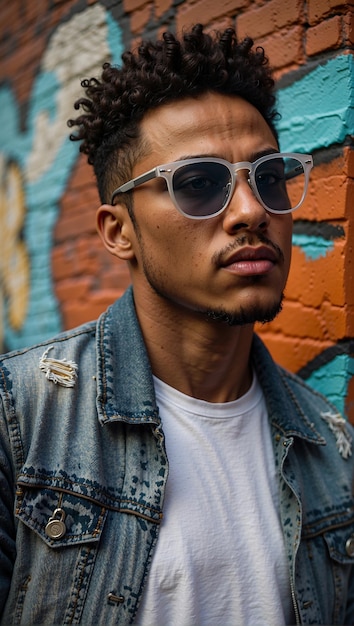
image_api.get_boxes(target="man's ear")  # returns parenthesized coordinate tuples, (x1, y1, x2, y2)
(96, 203, 136, 261)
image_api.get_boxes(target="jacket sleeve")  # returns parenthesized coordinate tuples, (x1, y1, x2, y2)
(346, 565, 354, 625)
(0, 394, 16, 615)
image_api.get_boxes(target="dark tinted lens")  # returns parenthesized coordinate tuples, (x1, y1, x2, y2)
(255, 157, 305, 211)
(172, 162, 231, 216)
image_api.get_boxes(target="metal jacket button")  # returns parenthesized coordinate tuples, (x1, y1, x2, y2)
(345, 536, 354, 557)
(45, 508, 67, 539)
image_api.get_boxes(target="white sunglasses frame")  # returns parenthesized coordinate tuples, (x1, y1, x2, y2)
(111, 152, 313, 219)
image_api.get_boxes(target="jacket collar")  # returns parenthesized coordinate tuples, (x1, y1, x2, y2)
(96, 287, 325, 445)
(252, 334, 325, 445)
(96, 287, 160, 426)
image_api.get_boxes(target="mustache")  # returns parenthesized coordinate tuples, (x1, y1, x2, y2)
(213, 233, 285, 267)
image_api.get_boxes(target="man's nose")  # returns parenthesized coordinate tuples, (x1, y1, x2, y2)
(221, 177, 271, 234)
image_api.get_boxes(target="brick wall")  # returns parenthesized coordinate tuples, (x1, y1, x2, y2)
(0, 0, 353, 422)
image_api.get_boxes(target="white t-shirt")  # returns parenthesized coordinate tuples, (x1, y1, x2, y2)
(134, 372, 295, 626)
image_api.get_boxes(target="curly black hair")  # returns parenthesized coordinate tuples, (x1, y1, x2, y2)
(68, 24, 278, 204)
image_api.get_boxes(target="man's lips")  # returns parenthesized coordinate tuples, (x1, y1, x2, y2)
(220, 245, 279, 276)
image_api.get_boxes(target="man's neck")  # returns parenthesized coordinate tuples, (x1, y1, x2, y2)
(134, 291, 254, 404)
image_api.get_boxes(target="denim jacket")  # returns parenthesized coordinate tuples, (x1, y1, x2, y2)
(0, 287, 353, 625)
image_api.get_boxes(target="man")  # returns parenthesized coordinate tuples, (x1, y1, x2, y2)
(0, 24, 353, 626)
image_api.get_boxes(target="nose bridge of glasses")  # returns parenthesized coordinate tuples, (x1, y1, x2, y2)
(232, 160, 253, 174)
(231, 161, 254, 190)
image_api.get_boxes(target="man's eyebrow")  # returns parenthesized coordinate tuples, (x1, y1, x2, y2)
(172, 148, 280, 163)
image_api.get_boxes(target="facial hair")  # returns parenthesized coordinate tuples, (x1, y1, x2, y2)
(134, 222, 286, 327)
(204, 291, 284, 326)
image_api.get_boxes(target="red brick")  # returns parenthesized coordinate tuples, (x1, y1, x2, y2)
(60, 300, 103, 329)
(308, 0, 350, 25)
(123, 0, 150, 12)
(54, 204, 97, 242)
(1, 3, 18, 25)
(52, 244, 78, 281)
(344, 10, 354, 44)
(253, 25, 304, 70)
(306, 15, 342, 56)
(237, 0, 302, 40)
(99, 264, 131, 291)
(130, 3, 153, 33)
(154, 0, 173, 20)
(23, 0, 50, 25)
(55, 277, 92, 302)
(346, 375, 354, 425)
(176, 0, 248, 34)
(61, 293, 123, 329)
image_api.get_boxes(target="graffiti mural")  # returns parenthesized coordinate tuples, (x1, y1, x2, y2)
(0, 5, 353, 420)
(0, 4, 124, 351)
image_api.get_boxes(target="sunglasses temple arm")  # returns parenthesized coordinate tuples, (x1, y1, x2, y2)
(113, 168, 158, 195)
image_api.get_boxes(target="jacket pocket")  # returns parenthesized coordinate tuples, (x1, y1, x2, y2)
(323, 523, 354, 624)
(8, 481, 108, 625)
(324, 523, 354, 565)
(16, 483, 107, 548)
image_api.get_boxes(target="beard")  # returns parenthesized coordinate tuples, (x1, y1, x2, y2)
(204, 292, 284, 326)
(140, 254, 285, 327)
(135, 224, 286, 328)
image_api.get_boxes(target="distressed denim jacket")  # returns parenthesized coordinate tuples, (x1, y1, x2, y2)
(0, 287, 354, 625)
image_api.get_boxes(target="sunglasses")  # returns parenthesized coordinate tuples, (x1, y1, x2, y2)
(111, 152, 313, 219)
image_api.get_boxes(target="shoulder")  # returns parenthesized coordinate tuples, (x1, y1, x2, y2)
(0, 320, 97, 392)
(252, 334, 354, 461)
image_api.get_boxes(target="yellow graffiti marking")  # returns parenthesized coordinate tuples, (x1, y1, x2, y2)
(0, 157, 29, 337)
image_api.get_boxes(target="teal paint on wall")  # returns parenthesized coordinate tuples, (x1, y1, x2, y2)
(292, 234, 334, 260)
(277, 55, 354, 153)
(304, 354, 354, 418)
(107, 12, 125, 66)
(0, 7, 125, 352)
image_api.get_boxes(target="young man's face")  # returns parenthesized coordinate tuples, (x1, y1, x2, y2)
(111, 92, 293, 326)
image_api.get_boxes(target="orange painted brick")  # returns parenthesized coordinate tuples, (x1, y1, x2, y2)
(263, 300, 325, 340)
(256, 330, 332, 373)
(320, 301, 354, 340)
(176, 0, 247, 34)
(286, 242, 346, 308)
(308, 0, 348, 25)
(345, 180, 354, 216)
(344, 224, 354, 311)
(237, 0, 302, 40)
(306, 15, 342, 56)
(263, 299, 351, 343)
(295, 173, 349, 222)
(345, 147, 354, 177)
